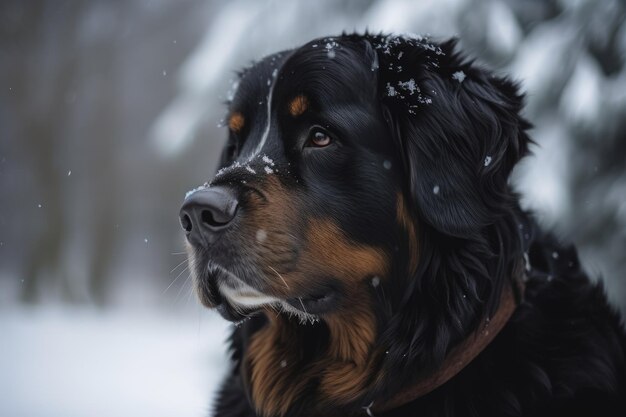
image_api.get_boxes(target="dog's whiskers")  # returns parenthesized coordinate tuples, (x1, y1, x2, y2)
(210, 261, 246, 284)
(298, 297, 308, 314)
(269, 265, 289, 289)
(183, 268, 199, 305)
(170, 258, 188, 274)
(163, 265, 189, 295)
(175, 273, 192, 302)
(186, 280, 195, 304)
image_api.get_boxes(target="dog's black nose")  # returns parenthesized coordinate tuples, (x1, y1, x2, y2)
(179, 187, 239, 246)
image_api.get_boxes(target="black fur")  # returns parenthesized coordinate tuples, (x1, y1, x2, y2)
(191, 33, 626, 417)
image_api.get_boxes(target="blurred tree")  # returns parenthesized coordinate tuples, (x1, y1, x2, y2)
(2, 3, 83, 302)
(0, 0, 212, 305)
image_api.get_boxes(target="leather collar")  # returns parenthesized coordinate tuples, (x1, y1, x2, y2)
(370, 274, 524, 414)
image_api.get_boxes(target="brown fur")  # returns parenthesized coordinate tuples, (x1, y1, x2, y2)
(319, 300, 380, 402)
(246, 303, 382, 414)
(244, 213, 389, 413)
(300, 220, 387, 402)
(228, 112, 245, 132)
(240, 176, 304, 297)
(299, 219, 388, 284)
(288, 95, 309, 117)
(396, 193, 419, 275)
(246, 313, 311, 417)
(242, 176, 389, 296)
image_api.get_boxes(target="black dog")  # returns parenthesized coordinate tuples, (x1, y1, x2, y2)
(179, 33, 626, 417)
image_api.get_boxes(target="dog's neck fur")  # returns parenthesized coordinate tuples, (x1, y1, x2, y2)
(243, 297, 379, 416)
(241, 269, 525, 417)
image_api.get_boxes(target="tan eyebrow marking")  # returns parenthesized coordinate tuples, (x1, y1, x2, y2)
(228, 112, 245, 132)
(288, 95, 309, 117)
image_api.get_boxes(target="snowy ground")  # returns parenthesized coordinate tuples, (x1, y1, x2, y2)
(0, 305, 231, 417)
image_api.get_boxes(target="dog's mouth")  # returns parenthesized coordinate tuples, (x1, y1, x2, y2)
(194, 260, 326, 324)
(284, 291, 339, 315)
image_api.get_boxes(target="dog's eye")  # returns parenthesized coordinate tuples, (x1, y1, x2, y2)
(307, 128, 332, 148)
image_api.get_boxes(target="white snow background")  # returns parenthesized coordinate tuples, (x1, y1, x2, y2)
(0, 305, 230, 417)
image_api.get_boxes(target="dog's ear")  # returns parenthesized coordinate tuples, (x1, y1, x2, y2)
(365, 35, 531, 237)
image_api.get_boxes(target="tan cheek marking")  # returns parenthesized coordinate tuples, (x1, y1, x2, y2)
(242, 179, 389, 295)
(288, 95, 309, 117)
(397, 192, 419, 275)
(299, 219, 388, 283)
(228, 112, 245, 132)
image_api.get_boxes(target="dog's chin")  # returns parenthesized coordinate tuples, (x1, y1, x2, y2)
(192, 260, 335, 324)
(285, 290, 339, 316)
(216, 302, 260, 322)
(196, 281, 264, 322)
(191, 262, 273, 322)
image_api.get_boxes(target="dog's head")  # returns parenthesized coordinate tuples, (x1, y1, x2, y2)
(180, 33, 530, 413)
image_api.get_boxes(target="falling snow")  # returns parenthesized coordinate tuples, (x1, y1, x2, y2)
(256, 229, 267, 243)
(226, 80, 240, 102)
(363, 401, 375, 417)
(433, 185, 440, 195)
(452, 71, 466, 83)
